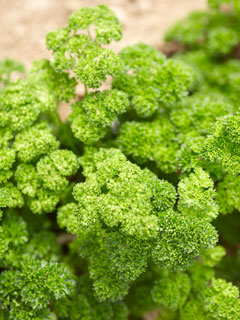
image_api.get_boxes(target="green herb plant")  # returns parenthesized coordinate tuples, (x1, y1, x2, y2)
(1, 2, 240, 319)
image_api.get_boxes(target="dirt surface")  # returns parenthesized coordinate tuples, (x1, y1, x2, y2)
(1, 0, 206, 67)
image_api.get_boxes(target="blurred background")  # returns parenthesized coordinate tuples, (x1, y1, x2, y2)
(1, 0, 206, 67)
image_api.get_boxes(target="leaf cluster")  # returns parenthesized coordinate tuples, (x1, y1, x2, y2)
(1, 3, 240, 320)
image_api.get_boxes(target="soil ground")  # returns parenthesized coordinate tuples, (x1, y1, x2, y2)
(1, 0, 206, 66)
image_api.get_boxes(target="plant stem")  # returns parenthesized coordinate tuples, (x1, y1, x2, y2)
(50, 110, 79, 154)
(60, 182, 75, 205)
(84, 84, 88, 96)
(87, 28, 92, 41)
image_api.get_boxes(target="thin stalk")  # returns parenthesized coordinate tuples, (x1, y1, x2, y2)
(60, 181, 75, 205)
(87, 28, 93, 41)
(50, 110, 79, 154)
(84, 84, 88, 96)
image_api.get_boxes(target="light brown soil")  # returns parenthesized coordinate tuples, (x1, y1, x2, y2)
(1, 0, 206, 67)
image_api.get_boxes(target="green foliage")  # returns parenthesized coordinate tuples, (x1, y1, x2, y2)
(165, 10, 211, 47)
(67, 5, 122, 44)
(175, 50, 240, 106)
(13, 122, 60, 163)
(113, 43, 192, 117)
(207, 26, 239, 56)
(69, 147, 178, 300)
(74, 43, 122, 89)
(1, 3, 240, 320)
(178, 247, 240, 320)
(151, 208, 217, 271)
(0, 147, 15, 184)
(161, 2, 240, 318)
(0, 183, 24, 208)
(204, 115, 240, 175)
(0, 58, 24, 86)
(57, 202, 78, 234)
(0, 209, 75, 318)
(200, 278, 240, 319)
(14, 149, 79, 214)
(46, 5, 122, 88)
(70, 90, 129, 144)
(0, 79, 55, 131)
(170, 93, 233, 136)
(0, 259, 74, 319)
(165, 6, 240, 57)
(217, 174, 240, 214)
(56, 147, 218, 302)
(0, 118, 79, 214)
(54, 274, 129, 320)
(37, 149, 79, 190)
(178, 167, 218, 221)
(151, 271, 191, 309)
(201, 245, 226, 267)
(118, 117, 179, 173)
(208, 0, 240, 12)
(29, 59, 77, 102)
